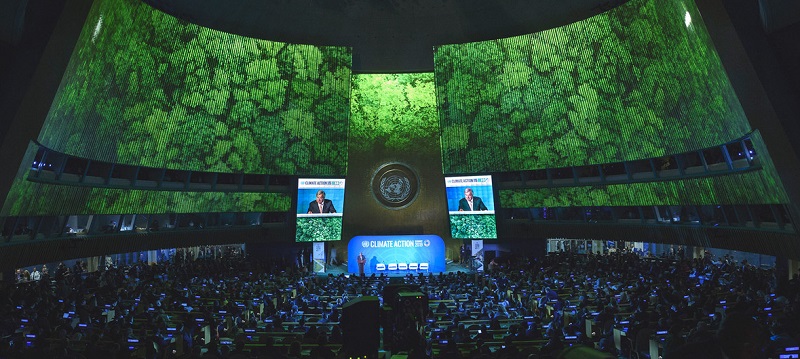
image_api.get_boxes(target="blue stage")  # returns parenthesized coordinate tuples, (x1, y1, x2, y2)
(347, 235, 446, 274)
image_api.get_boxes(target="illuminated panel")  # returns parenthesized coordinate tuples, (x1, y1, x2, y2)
(499, 132, 789, 207)
(349, 73, 439, 156)
(446, 175, 497, 239)
(296, 178, 345, 242)
(435, 0, 750, 173)
(38, 0, 351, 175)
(347, 235, 446, 274)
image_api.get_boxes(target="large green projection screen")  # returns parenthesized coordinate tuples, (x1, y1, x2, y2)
(435, 0, 750, 174)
(38, 0, 351, 175)
(350, 74, 439, 156)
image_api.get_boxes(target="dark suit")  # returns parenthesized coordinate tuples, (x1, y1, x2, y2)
(357, 254, 366, 276)
(308, 199, 336, 214)
(458, 197, 488, 211)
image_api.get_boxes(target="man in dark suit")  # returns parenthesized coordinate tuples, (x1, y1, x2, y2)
(307, 190, 337, 214)
(458, 188, 488, 211)
(357, 252, 367, 276)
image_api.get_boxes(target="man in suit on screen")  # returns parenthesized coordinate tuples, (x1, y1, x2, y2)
(458, 188, 488, 212)
(307, 190, 337, 214)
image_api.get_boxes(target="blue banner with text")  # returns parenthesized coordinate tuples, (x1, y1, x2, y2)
(348, 235, 446, 274)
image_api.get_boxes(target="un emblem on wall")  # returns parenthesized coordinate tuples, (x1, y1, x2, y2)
(380, 175, 410, 203)
(372, 163, 419, 209)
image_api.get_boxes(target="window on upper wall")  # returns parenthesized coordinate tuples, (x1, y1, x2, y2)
(712, 206, 728, 225)
(189, 172, 207, 184)
(36, 151, 66, 173)
(602, 162, 627, 177)
(750, 205, 776, 224)
(559, 207, 583, 221)
(587, 207, 613, 221)
(743, 137, 757, 157)
(655, 156, 678, 171)
(32, 147, 47, 170)
(85, 160, 112, 178)
(722, 206, 741, 225)
(628, 159, 653, 175)
(551, 167, 574, 180)
(136, 167, 160, 182)
(726, 142, 746, 161)
(163, 170, 186, 184)
(496, 172, 522, 183)
(680, 206, 701, 223)
(507, 208, 529, 220)
(540, 207, 557, 221)
(63, 157, 89, 176)
(269, 175, 291, 186)
(641, 206, 656, 222)
(111, 164, 136, 180)
(696, 205, 713, 224)
(680, 151, 703, 171)
(524, 169, 548, 183)
(263, 212, 288, 223)
(774, 205, 791, 224)
(734, 205, 752, 225)
(703, 147, 726, 168)
(217, 173, 237, 185)
(575, 165, 600, 179)
(615, 206, 640, 221)
(243, 174, 265, 186)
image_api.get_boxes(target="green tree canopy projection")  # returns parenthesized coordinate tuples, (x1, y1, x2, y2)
(500, 132, 789, 208)
(435, 0, 750, 174)
(296, 217, 342, 242)
(350, 73, 439, 156)
(37, 0, 351, 176)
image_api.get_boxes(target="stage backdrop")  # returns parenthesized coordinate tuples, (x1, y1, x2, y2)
(348, 235, 446, 274)
(343, 74, 450, 246)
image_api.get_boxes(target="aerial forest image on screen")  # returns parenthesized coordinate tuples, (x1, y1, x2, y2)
(435, 0, 751, 174)
(37, 0, 351, 176)
(349, 73, 439, 158)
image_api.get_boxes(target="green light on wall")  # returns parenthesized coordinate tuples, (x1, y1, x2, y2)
(38, 0, 352, 176)
(435, 0, 750, 174)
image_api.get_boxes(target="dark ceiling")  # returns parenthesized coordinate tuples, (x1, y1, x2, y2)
(142, 0, 625, 72)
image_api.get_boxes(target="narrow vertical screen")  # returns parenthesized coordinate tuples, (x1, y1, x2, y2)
(296, 178, 345, 241)
(445, 175, 497, 239)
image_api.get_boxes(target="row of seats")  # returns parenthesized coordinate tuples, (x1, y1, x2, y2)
(374, 262, 429, 271)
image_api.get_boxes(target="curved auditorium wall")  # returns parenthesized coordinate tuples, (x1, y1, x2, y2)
(435, 0, 750, 174)
(1, 145, 290, 216)
(500, 132, 790, 208)
(37, 0, 352, 176)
